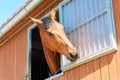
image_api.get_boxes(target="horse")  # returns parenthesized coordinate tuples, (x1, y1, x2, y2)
(30, 10, 79, 75)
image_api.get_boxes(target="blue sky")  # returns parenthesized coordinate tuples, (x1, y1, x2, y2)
(0, 0, 26, 26)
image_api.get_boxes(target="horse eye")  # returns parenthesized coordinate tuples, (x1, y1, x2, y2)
(47, 32, 54, 36)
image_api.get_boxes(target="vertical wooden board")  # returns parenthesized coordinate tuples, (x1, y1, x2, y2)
(0, 47, 2, 79)
(0, 34, 24, 80)
(18, 31, 23, 80)
(0, 45, 5, 80)
(22, 28, 28, 75)
(0, 48, 1, 79)
(2, 45, 7, 80)
(79, 64, 87, 80)
(18, 30, 25, 80)
(93, 58, 101, 80)
(86, 61, 94, 80)
(5, 39, 13, 80)
(19, 29, 26, 79)
(13, 36, 17, 80)
(3, 43, 8, 80)
(108, 52, 118, 80)
(116, 50, 120, 80)
(112, 0, 120, 47)
(15, 31, 23, 80)
(10, 37, 15, 80)
(112, 0, 120, 79)
(100, 55, 109, 80)
(113, 0, 120, 80)
(22, 28, 28, 79)
(14, 34, 20, 80)
(73, 66, 80, 80)
(63, 69, 73, 80)
(15, 29, 27, 80)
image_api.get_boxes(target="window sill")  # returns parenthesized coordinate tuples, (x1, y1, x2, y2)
(45, 72, 64, 80)
(61, 46, 117, 71)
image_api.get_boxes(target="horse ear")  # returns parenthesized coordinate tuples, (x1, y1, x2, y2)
(30, 17, 42, 25)
(50, 10, 56, 20)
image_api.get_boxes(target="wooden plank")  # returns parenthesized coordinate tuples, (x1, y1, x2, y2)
(15, 32, 20, 80)
(21, 28, 28, 77)
(79, 64, 87, 80)
(6, 38, 14, 80)
(111, 0, 120, 79)
(19, 29, 26, 78)
(93, 58, 101, 80)
(10, 37, 15, 80)
(73, 66, 80, 80)
(0, 44, 5, 80)
(116, 49, 120, 80)
(63, 69, 73, 80)
(99, 55, 109, 80)
(112, 0, 120, 47)
(15, 31, 24, 80)
(86, 61, 94, 80)
(19, 30, 25, 80)
(108, 52, 118, 80)
(2, 42, 8, 80)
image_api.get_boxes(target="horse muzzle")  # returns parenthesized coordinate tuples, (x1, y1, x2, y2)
(69, 53, 80, 61)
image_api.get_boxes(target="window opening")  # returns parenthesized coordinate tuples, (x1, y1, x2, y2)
(31, 27, 50, 80)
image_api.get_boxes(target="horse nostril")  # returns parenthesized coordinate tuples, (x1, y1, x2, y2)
(70, 53, 79, 59)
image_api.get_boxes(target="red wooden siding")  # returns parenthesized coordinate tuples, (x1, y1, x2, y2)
(53, 0, 120, 80)
(0, 27, 27, 80)
(54, 53, 119, 80)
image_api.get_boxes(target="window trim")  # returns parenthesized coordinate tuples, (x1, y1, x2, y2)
(59, 0, 117, 71)
(45, 72, 64, 80)
(27, 23, 37, 79)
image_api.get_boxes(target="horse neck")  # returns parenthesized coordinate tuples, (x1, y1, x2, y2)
(42, 43, 60, 75)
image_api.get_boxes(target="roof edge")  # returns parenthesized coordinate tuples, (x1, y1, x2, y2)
(0, 0, 43, 38)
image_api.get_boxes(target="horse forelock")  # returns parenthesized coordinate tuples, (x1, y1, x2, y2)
(41, 17, 53, 30)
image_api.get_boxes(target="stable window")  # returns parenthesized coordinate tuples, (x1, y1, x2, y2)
(59, 0, 117, 70)
(27, 10, 63, 80)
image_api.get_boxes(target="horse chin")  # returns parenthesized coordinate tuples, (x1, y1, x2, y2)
(66, 56, 77, 62)
(71, 58, 78, 62)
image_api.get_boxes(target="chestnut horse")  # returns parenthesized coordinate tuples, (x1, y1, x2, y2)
(30, 10, 79, 75)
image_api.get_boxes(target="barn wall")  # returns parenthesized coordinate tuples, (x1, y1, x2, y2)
(54, 0, 120, 80)
(0, 26, 28, 80)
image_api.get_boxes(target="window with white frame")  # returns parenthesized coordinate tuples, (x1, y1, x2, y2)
(59, 0, 117, 69)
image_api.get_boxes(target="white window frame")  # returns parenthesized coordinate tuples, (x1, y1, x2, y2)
(59, 0, 117, 71)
